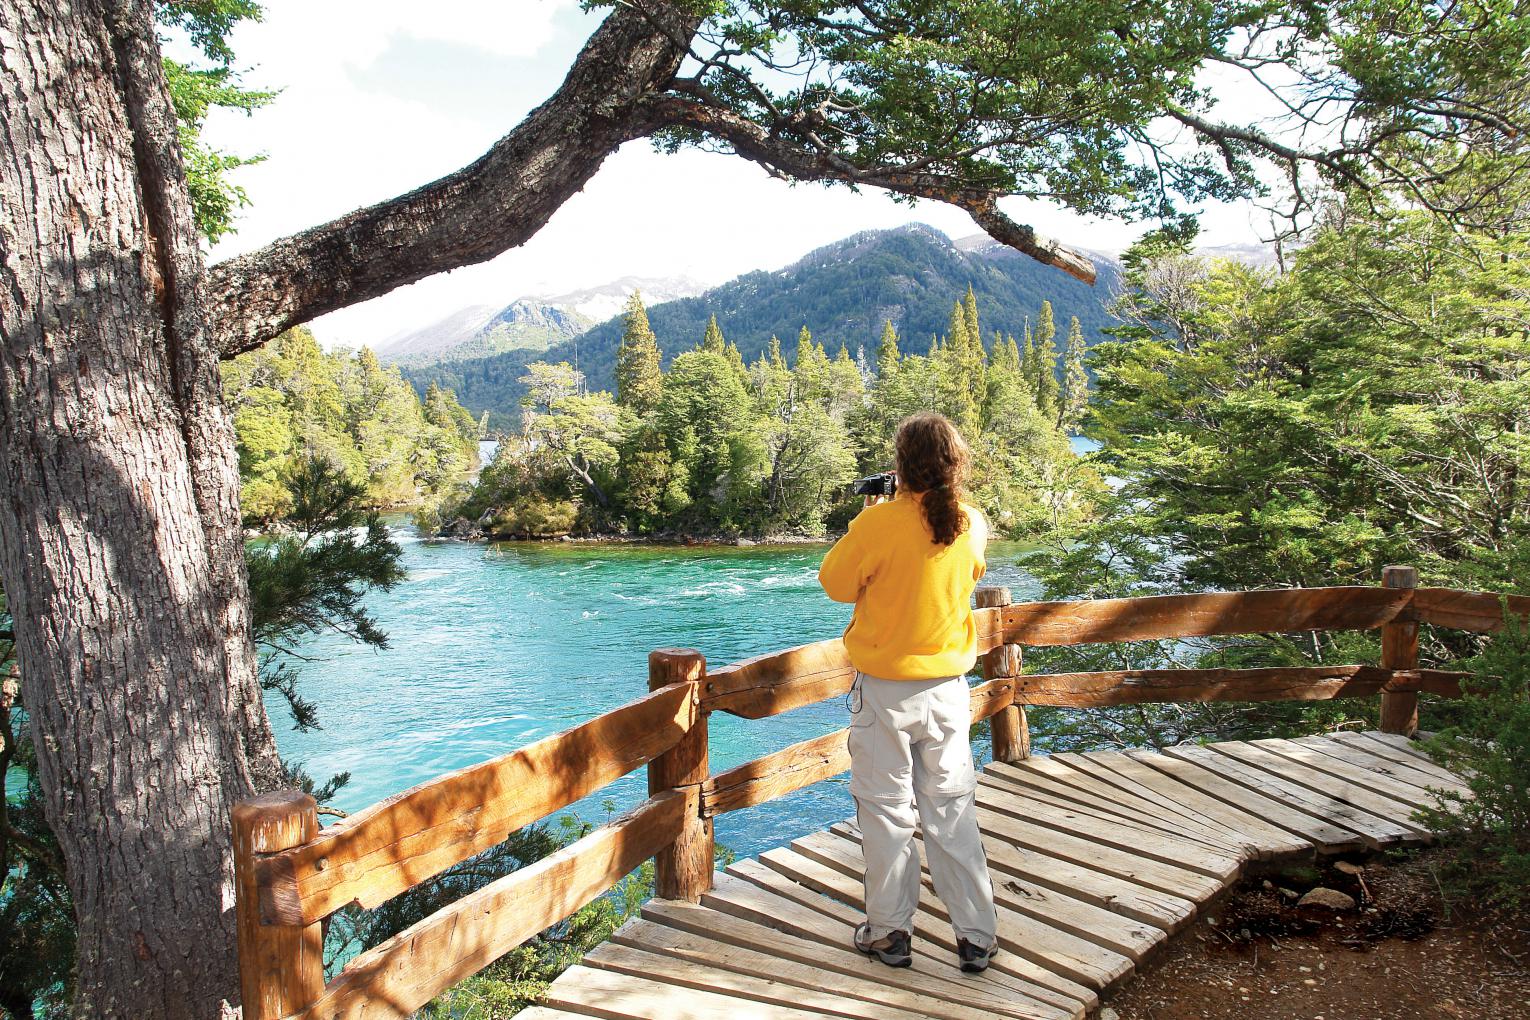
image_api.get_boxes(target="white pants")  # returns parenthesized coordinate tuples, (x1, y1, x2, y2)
(848, 671, 997, 948)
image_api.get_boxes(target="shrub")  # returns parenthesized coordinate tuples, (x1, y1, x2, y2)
(1417, 601, 1530, 910)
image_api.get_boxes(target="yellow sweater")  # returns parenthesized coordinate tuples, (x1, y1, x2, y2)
(818, 493, 988, 680)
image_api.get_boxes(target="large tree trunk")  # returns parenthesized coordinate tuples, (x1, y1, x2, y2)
(0, 2, 281, 1015)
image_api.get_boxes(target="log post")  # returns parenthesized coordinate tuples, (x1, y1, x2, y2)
(977, 587, 1030, 762)
(648, 648, 712, 901)
(1378, 565, 1421, 736)
(233, 792, 325, 1019)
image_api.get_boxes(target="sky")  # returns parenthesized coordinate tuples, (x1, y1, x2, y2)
(197, 1, 1281, 349)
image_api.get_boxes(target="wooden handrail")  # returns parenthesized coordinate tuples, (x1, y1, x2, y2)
(236, 568, 1526, 1017)
(700, 607, 1005, 718)
(1002, 586, 1413, 646)
(1011, 664, 1471, 707)
(296, 789, 693, 1020)
(252, 680, 696, 926)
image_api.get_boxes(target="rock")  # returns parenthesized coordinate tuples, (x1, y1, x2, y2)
(1334, 860, 1365, 876)
(1279, 887, 1299, 899)
(1099, 1010, 1120, 1020)
(735, 537, 757, 546)
(1298, 887, 1357, 911)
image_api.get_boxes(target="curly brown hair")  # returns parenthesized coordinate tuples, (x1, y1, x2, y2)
(894, 412, 970, 546)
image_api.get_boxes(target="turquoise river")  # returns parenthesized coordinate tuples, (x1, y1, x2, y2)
(273, 525, 1049, 861)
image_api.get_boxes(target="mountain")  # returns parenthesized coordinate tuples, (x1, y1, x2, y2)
(537, 274, 710, 324)
(402, 223, 1122, 427)
(375, 304, 499, 364)
(378, 276, 707, 368)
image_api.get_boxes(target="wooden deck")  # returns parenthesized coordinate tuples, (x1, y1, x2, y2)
(528, 730, 1465, 1020)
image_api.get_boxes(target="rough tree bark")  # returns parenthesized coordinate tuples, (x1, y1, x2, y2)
(0, 1, 280, 1016)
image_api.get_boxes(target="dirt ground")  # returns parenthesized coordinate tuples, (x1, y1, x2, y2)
(1102, 848, 1530, 1020)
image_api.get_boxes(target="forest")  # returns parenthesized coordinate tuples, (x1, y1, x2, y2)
(223, 328, 483, 522)
(427, 290, 1095, 540)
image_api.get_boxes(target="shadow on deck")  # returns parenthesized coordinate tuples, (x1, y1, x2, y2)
(533, 730, 1465, 1020)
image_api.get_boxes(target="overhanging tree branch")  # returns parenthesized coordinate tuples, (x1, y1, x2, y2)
(206, 5, 701, 359)
(635, 94, 1098, 284)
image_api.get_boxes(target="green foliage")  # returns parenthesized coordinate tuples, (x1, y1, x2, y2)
(615, 293, 663, 414)
(1024, 158, 1530, 750)
(1417, 601, 1530, 909)
(156, 1, 270, 243)
(442, 290, 1094, 539)
(223, 328, 480, 522)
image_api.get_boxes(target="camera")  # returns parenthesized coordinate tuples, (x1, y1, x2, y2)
(852, 472, 897, 497)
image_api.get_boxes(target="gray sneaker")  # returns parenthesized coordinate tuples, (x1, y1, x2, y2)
(853, 922, 912, 967)
(957, 937, 998, 973)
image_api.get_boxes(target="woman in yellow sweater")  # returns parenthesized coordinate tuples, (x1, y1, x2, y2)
(818, 412, 999, 973)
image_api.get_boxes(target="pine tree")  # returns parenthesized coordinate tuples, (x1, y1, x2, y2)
(962, 285, 980, 348)
(876, 320, 901, 381)
(700, 313, 726, 353)
(1060, 315, 1089, 431)
(615, 291, 662, 413)
(1033, 300, 1059, 419)
(768, 334, 787, 372)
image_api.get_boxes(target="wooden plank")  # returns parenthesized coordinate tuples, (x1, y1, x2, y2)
(1003, 587, 1411, 647)
(515, 1010, 594, 1020)
(1352, 730, 1444, 766)
(586, 940, 939, 1020)
(1053, 752, 1313, 858)
(819, 827, 1166, 962)
(828, 820, 1195, 934)
(1334, 731, 1467, 783)
(1412, 587, 1530, 633)
(983, 761, 1253, 859)
(544, 964, 841, 1020)
(970, 801, 1224, 902)
(256, 682, 696, 926)
(975, 779, 1243, 881)
(639, 899, 1059, 1020)
(1249, 738, 1458, 808)
(1293, 735, 1471, 798)
(757, 846, 1107, 1005)
(709, 865, 1082, 1019)
(793, 831, 1144, 977)
(1379, 567, 1422, 735)
(1154, 745, 1409, 848)
(703, 608, 1004, 718)
(703, 729, 848, 818)
(1029, 753, 1281, 853)
(1013, 664, 1408, 707)
(1122, 750, 1368, 852)
(1206, 741, 1434, 837)
(294, 790, 690, 1020)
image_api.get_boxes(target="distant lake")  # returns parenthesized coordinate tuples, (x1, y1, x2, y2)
(273, 526, 1048, 859)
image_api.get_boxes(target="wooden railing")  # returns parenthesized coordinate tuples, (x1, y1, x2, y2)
(234, 566, 1529, 1018)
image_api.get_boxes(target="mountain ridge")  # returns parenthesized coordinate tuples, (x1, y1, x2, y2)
(402, 222, 1126, 427)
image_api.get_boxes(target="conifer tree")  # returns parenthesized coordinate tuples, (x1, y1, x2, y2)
(963, 285, 981, 348)
(876, 320, 901, 381)
(768, 335, 787, 372)
(700, 313, 727, 353)
(1059, 315, 1089, 431)
(1033, 300, 1060, 419)
(615, 292, 662, 413)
